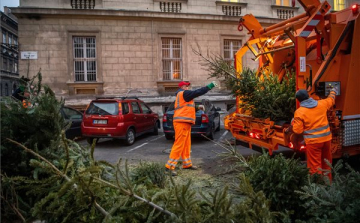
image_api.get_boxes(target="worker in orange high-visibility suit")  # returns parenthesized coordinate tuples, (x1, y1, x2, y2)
(292, 88, 337, 180)
(165, 81, 217, 176)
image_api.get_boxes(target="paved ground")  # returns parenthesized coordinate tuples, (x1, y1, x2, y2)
(76, 113, 298, 174)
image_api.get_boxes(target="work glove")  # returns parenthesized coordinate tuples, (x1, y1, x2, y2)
(207, 81, 218, 90)
(330, 87, 338, 95)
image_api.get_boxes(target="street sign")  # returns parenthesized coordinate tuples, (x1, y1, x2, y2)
(21, 51, 38, 59)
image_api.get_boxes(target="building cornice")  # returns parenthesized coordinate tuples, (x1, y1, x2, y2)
(10, 7, 283, 25)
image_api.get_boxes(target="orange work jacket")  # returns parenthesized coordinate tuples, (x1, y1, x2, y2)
(173, 91, 196, 124)
(293, 91, 336, 144)
(22, 100, 31, 108)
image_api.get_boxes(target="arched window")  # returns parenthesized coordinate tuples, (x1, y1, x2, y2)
(5, 83, 9, 96)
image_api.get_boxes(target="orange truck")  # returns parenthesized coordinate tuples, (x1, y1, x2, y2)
(225, 0, 360, 158)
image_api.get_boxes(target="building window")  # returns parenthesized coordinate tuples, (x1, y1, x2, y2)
(14, 37, 18, 46)
(14, 62, 18, 73)
(8, 34, 12, 45)
(334, 0, 345, 11)
(2, 31, 6, 44)
(9, 59, 13, 73)
(5, 83, 9, 96)
(224, 39, 242, 66)
(3, 58, 8, 71)
(161, 38, 182, 80)
(73, 37, 97, 82)
(276, 0, 290, 6)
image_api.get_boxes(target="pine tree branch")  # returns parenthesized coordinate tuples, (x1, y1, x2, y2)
(92, 177, 176, 218)
(201, 134, 252, 171)
(6, 138, 111, 219)
(191, 46, 240, 81)
(61, 132, 70, 176)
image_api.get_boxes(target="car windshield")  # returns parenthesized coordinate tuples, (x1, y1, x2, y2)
(86, 102, 118, 115)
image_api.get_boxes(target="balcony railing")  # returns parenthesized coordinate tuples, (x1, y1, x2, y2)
(71, 0, 95, 9)
(159, 2, 182, 13)
(1, 43, 19, 52)
(222, 5, 242, 16)
(277, 8, 295, 19)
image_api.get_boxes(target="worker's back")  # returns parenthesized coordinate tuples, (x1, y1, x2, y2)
(294, 96, 335, 144)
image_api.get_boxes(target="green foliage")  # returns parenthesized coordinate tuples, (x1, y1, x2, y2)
(131, 162, 167, 188)
(297, 160, 360, 223)
(232, 173, 276, 223)
(201, 53, 296, 121)
(228, 68, 296, 121)
(1, 72, 66, 177)
(199, 186, 233, 223)
(244, 152, 310, 222)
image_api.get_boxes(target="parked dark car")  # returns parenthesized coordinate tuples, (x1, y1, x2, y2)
(81, 97, 160, 145)
(162, 99, 221, 140)
(61, 106, 83, 139)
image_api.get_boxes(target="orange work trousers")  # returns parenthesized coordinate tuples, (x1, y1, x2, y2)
(306, 140, 332, 181)
(165, 122, 193, 170)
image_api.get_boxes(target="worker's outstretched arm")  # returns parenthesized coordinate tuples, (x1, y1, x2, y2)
(324, 89, 336, 109)
(183, 82, 217, 102)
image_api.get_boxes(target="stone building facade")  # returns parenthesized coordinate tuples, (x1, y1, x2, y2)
(1, 7, 19, 97)
(10, 0, 358, 111)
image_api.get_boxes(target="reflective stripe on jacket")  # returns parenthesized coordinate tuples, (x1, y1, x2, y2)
(174, 91, 195, 124)
(293, 91, 336, 144)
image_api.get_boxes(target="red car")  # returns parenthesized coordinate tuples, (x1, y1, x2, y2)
(81, 97, 160, 145)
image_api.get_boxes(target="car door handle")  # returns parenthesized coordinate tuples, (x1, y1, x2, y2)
(134, 117, 136, 119)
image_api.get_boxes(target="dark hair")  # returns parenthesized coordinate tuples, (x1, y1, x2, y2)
(295, 89, 309, 102)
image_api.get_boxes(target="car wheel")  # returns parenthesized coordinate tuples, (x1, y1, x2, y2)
(87, 137, 98, 145)
(153, 121, 159, 135)
(165, 134, 173, 140)
(125, 128, 136, 146)
(215, 118, 221, 132)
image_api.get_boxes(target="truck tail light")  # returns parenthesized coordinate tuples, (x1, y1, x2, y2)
(201, 114, 209, 123)
(289, 142, 294, 149)
(352, 4, 359, 14)
(248, 132, 260, 139)
(163, 114, 167, 122)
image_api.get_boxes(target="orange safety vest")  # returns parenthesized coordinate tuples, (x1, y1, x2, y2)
(22, 100, 31, 108)
(293, 91, 336, 144)
(173, 91, 196, 124)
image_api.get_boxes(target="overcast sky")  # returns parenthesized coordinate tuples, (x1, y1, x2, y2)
(0, 0, 19, 12)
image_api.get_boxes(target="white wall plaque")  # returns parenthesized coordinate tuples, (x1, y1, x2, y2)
(21, 51, 38, 60)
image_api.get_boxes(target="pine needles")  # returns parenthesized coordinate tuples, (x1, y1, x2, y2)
(195, 48, 296, 121)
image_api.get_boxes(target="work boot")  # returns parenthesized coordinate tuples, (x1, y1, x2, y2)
(183, 165, 198, 170)
(165, 168, 177, 176)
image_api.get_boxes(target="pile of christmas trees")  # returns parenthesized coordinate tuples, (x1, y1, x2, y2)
(1, 72, 359, 223)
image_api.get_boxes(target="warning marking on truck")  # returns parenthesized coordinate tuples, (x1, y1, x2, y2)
(300, 57, 306, 72)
